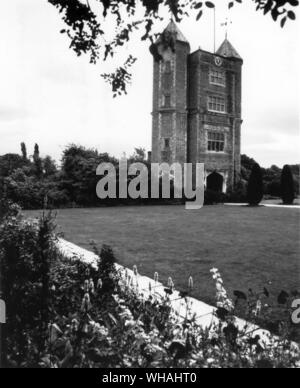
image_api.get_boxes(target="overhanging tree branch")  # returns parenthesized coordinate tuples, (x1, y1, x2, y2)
(47, 0, 298, 95)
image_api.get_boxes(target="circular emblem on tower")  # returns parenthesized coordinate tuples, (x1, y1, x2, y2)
(215, 56, 223, 67)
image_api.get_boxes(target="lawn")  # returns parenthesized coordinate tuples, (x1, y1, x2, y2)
(25, 205, 300, 306)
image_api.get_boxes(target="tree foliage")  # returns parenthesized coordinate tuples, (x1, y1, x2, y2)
(247, 163, 264, 205)
(0, 208, 57, 367)
(48, 0, 298, 95)
(1, 144, 298, 209)
(61, 144, 117, 205)
(21, 142, 28, 161)
(33, 143, 44, 178)
(241, 154, 299, 198)
(281, 164, 295, 204)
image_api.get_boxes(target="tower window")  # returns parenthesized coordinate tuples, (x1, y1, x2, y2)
(207, 132, 225, 152)
(164, 95, 171, 107)
(164, 138, 170, 149)
(208, 96, 226, 113)
(210, 70, 226, 87)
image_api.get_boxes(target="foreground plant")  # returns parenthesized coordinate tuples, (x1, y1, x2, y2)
(1, 207, 299, 368)
(39, 258, 299, 368)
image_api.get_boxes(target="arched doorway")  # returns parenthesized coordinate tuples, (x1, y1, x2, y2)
(207, 172, 224, 193)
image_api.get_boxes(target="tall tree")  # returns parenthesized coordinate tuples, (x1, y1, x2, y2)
(20, 142, 27, 161)
(33, 144, 40, 161)
(247, 163, 264, 206)
(48, 0, 298, 96)
(281, 164, 295, 205)
(33, 144, 43, 178)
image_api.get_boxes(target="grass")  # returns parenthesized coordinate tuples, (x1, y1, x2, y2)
(262, 198, 300, 205)
(25, 205, 300, 308)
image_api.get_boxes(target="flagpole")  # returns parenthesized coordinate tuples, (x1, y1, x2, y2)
(214, 7, 216, 53)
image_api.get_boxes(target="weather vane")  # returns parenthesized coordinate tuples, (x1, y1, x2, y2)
(221, 17, 232, 40)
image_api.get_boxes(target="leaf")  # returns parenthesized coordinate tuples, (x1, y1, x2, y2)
(108, 312, 118, 326)
(278, 290, 289, 305)
(234, 290, 247, 300)
(263, 0, 273, 15)
(271, 8, 279, 21)
(194, 2, 203, 9)
(205, 2, 215, 8)
(196, 10, 203, 20)
(288, 11, 296, 20)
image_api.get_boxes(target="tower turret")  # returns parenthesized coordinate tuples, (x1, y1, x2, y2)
(151, 21, 190, 164)
(216, 38, 243, 62)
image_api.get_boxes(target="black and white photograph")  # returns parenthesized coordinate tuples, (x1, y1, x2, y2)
(0, 0, 299, 372)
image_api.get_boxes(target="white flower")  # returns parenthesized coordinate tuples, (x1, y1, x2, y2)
(89, 279, 95, 294)
(81, 293, 92, 312)
(188, 276, 194, 291)
(255, 300, 262, 316)
(207, 358, 215, 365)
(125, 319, 136, 328)
(97, 278, 103, 289)
(167, 277, 174, 290)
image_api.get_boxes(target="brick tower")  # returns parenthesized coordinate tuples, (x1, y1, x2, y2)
(151, 20, 190, 165)
(151, 22, 243, 193)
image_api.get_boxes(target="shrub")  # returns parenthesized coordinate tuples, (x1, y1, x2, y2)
(247, 163, 264, 206)
(281, 165, 295, 205)
(0, 206, 57, 367)
(95, 244, 120, 297)
(227, 180, 247, 203)
(37, 258, 300, 368)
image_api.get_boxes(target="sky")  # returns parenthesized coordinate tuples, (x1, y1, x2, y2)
(0, 0, 299, 168)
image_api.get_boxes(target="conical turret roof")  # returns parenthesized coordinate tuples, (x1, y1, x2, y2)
(163, 20, 189, 44)
(216, 39, 242, 61)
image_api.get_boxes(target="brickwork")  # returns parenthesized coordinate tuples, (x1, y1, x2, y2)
(151, 22, 243, 192)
